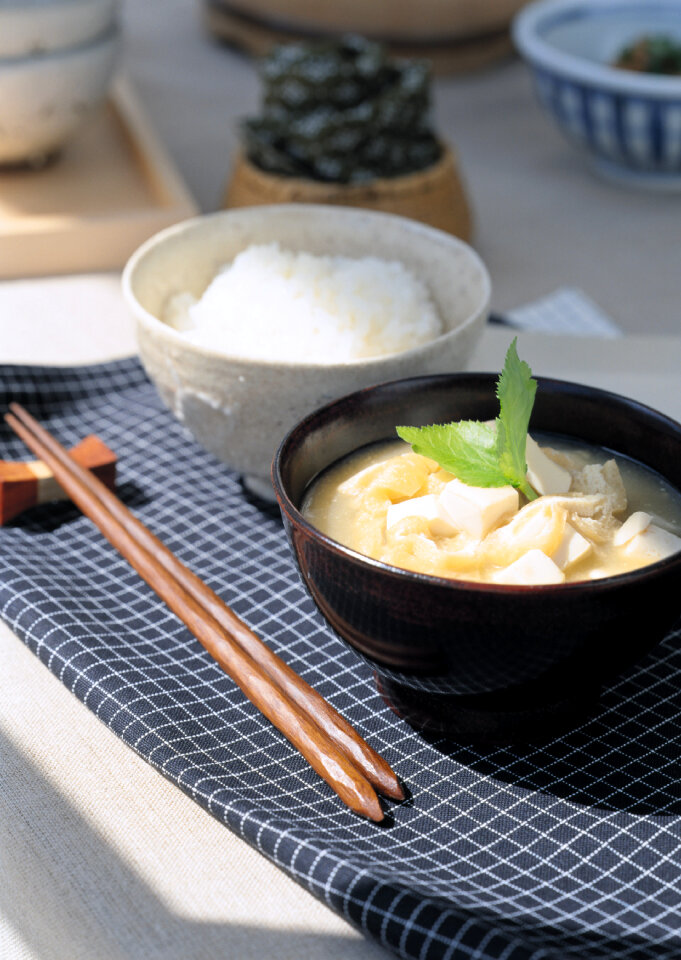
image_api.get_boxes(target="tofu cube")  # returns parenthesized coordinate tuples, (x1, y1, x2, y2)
(439, 478, 518, 539)
(525, 435, 572, 496)
(552, 523, 592, 570)
(624, 524, 681, 563)
(386, 494, 460, 537)
(613, 511, 652, 546)
(494, 549, 566, 585)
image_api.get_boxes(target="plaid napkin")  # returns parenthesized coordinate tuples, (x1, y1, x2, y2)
(504, 288, 622, 338)
(1, 359, 681, 960)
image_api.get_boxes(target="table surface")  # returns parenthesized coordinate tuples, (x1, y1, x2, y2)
(2, 2, 681, 958)
(120, 0, 681, 336)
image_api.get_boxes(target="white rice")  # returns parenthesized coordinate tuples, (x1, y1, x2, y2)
(162, 243, 442, 363)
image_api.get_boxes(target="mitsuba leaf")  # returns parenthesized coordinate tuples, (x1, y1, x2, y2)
(396, 421, 509, 488)
(495, 340, 537, 500)
(396, 338, 539, 499)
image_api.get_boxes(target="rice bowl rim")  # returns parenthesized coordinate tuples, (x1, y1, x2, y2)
(122, 205, 491, 372)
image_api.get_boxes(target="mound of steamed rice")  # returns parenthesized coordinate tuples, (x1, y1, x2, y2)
(162, 243, 442, 363)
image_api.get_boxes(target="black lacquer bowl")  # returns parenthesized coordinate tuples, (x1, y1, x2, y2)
(272, 374, 681, 742)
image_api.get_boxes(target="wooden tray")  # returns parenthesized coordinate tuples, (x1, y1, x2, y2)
(204, 1, 517, 75)
(206, 0, 529, 40)
(0, 79, 198, 280)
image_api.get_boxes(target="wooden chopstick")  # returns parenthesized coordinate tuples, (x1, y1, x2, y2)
(6, 402, 402, 803)
(6, 404, 403, 818)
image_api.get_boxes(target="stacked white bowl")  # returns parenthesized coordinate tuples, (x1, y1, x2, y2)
(0, 0, 120, 165)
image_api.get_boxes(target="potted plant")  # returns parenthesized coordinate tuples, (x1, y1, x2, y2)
(223, 36, 473, 240)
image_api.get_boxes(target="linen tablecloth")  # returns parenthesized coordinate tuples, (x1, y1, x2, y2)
(2, 355, 681, 960)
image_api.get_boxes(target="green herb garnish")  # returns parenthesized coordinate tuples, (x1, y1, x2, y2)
(396, 339, 538, 500)
(614, 35, 681, 76)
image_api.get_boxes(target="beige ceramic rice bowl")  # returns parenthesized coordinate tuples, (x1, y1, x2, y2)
(122, 204, 490, 499)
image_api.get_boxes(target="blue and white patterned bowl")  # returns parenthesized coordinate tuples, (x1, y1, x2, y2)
(513, 0, 681, 188)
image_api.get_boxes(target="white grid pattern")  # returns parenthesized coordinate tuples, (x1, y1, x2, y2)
(2, 359, 681, 960)
(505, 288, 622, 339)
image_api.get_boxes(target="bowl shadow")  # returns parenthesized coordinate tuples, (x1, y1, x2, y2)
(420, 620, 681, 816)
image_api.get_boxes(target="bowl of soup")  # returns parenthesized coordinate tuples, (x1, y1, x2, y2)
(272, 372, 681, 742)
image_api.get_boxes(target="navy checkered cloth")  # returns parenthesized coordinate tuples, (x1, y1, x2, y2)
(2, 358, 681, 960)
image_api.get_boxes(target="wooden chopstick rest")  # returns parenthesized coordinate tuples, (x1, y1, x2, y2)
(0, 434, 117, 525)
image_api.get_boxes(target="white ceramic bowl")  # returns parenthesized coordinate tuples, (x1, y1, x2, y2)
(514, 0, 681, 188)
(0, 25, 119, 165)
(122, 205, 491, 499)
(0, 0, 117, 59)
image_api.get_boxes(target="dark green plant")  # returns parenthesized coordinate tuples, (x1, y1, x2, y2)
(241, 35, 442, 183)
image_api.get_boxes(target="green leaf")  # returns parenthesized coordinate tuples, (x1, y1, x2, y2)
(396, 337, 539, 499)
(495, 339, 537, 500)
(396, 421, 509, 488)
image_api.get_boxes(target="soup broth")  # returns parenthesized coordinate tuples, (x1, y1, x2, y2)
(302, 436, 681, 585)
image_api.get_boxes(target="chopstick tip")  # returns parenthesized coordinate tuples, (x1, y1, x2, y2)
(364, 796, 385, 823)
(383, 779, 406, 803)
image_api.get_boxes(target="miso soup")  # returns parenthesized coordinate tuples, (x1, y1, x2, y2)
(302, 436, 681, 585)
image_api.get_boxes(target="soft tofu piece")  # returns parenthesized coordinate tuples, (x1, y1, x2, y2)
(439, 478, 518, 539)
(552, 523, 592, 570)
(624, 524, 681, 562)
(494, 549, 566, 585)
(613, 511, 652, 546)
(525, 435, 572, 496)
(574, 460, 627, 514)
(386, 494, 459, 537)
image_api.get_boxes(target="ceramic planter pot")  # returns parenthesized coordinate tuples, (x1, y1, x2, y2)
(222, 145, 473, 242)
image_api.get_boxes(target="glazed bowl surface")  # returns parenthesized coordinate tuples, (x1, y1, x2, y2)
(0, 25, 119, 165)
(513, 0, 681, 188)
(273, 373, 681, 741)
(0, 0, 117, 59)
(123, 204, 490, 500)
